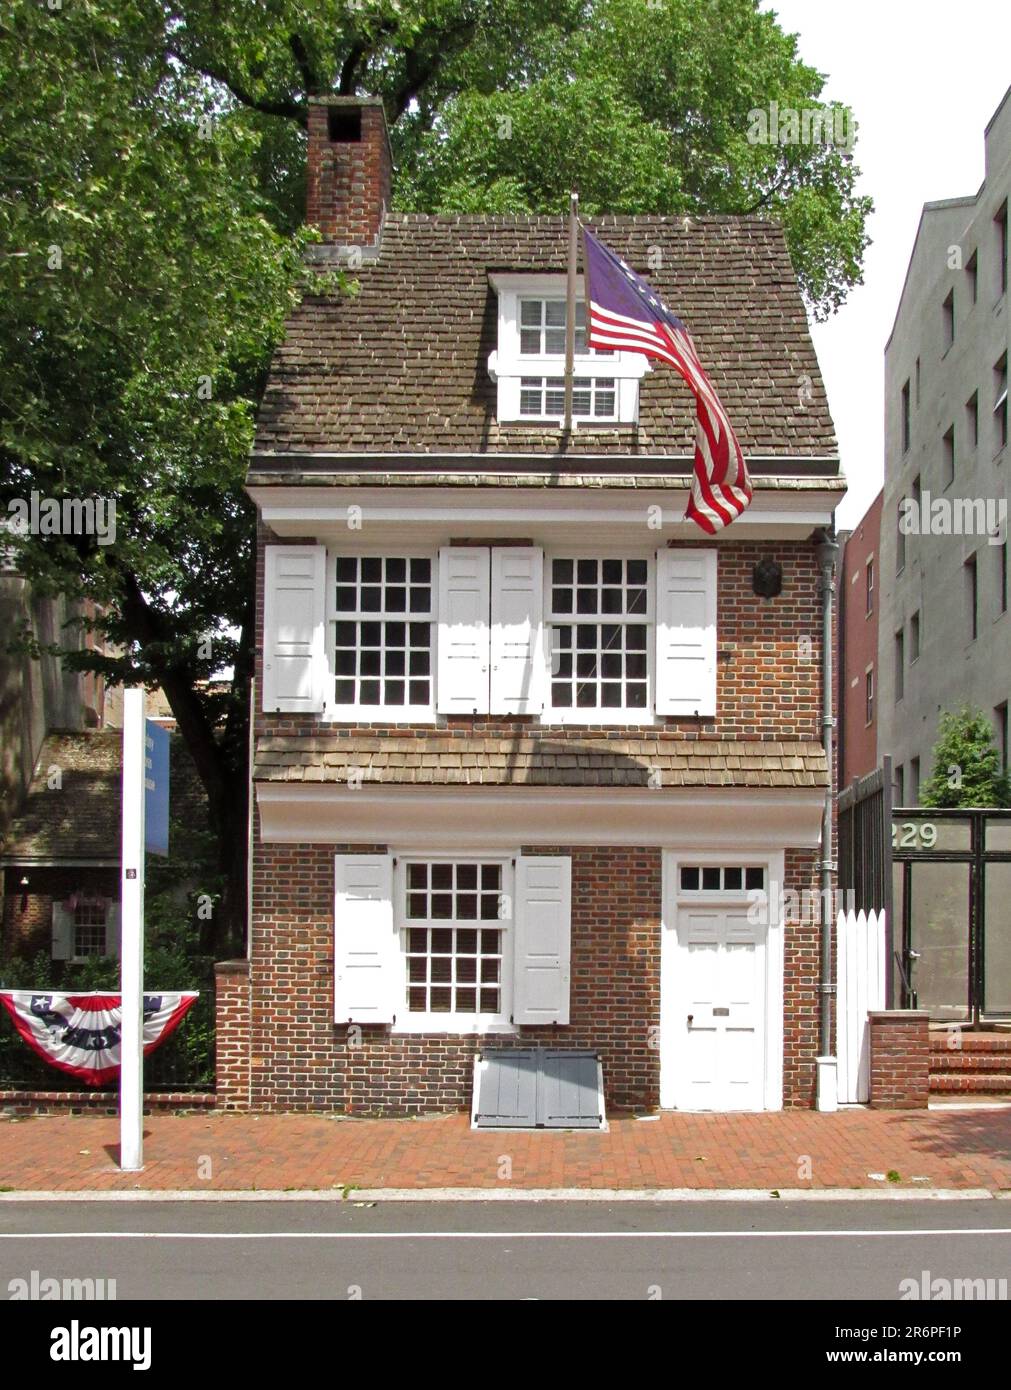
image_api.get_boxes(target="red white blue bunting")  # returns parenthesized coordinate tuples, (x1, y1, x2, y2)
(0, 991, 198, 1086)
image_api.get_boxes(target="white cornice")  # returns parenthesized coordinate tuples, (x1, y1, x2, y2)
(255, 783, 824, 849)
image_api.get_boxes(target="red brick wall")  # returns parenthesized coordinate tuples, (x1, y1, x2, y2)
(839, 492, 883, 785)
(869, 1010, 930, 1109)
(305, 98, 392, 247)
(215, 960, 251, 1110)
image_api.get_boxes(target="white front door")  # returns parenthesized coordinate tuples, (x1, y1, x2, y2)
(664, 906, 767, 1111)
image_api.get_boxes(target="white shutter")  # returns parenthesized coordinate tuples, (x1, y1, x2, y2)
(51, 903, 74, 961)
(655, 547, 717, 716)
(334, 854, 397, 1024)
(262, 544, 326, 713)
(490, 547, 545, 714)
(104, 902, 121, 959)
(513, 855, 571, 1025)
(436, 547, 490, 714)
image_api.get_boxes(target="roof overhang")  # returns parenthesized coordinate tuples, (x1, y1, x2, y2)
(255, 782, 825, 850)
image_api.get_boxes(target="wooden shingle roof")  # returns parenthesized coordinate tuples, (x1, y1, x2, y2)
(253, 214, 837, 461)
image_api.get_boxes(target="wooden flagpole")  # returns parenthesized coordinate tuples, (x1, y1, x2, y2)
(563, 189, 579, 433)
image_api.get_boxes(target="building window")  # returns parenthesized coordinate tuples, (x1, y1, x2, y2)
(996, 702, 1009, 774)
(865, 667, 874, 726)
(910, 756, 921, 805)
(549, 558, 649, 711)
(895, 628, 904, 701)
(900, 379, 911, 453)
(896, 505, 906, 574)
(519, 298, 611, 359)
(965, 553, 978, 640)
(910, 609, 921, 662)
(915, 356, 921, 406)
(966, 249, 978, 305)
(999, 541, 1008, 617)
(519, 375, 616, 420)
(73, 901, 107, 959)
(942, 426, 955, 487)
(679, 865, 766, 893)
(967, 391, 979, 448)
(895, 763, 905, 806)
(331, 556, 433, 711)
(865, 557, 874, 616)
(997, 200, 1008, 298)
(942, 289, 954, 351)
(996, 354, 1008, 451)
(403, 861, 505, 1022)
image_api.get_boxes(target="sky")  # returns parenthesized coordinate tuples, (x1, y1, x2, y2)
(759, 0, 1011, 527)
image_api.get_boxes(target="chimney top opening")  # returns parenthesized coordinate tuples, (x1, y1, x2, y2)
(327, 106, 362, 143)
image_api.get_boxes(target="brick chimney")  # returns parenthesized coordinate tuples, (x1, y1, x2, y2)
(306, 96, 392, 249)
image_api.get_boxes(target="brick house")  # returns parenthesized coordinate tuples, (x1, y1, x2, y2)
(232, 95, 846, 1117)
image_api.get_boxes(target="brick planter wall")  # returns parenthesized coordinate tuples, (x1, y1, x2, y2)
(0, 1091, 214, 1117)
(868, 1010, 930, 1108)
(215, 959, 251, 1111)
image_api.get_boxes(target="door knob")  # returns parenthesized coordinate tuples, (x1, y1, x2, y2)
(687, 1014, 693, 1025)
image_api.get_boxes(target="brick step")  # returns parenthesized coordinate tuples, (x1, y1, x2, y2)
(930, 1051, 1011, 1073)
(929, 1034, 1011, 1055)
(929, 1073, 1011, 1093)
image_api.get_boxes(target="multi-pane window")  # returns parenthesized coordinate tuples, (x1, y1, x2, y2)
(549, 558, 649, 711)
(679, 865, 766, 892)
(74, 902, 107, 958)
(333, 557, 433, 709)
(518, 299, 612, 357)
(519, 375, 616, 419)
(865, 667, 874, 726)
(404, 862, 504, 1017)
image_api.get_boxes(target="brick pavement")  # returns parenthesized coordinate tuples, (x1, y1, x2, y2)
(0, 1107, 1010, 1193)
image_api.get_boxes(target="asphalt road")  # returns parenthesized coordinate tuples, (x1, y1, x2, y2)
(0, 1199, 1009, 1300)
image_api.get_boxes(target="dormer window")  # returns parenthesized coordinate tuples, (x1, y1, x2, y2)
(488, 274, 649, 425)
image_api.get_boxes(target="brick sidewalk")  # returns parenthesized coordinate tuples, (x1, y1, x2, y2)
(1, 1107, 1010, 1192)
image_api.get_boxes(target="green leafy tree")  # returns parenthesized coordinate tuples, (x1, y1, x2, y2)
(919, 708, 1011, 809)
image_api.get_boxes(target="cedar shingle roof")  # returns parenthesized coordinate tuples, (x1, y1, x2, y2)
(255, 735, 828, 789)
(252, 214, 837, 461)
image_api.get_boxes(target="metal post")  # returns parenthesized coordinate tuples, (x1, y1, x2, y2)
(119, 687, 146, 1170)
(562, 190, 579, 433)
(816, 530, 839, 1110)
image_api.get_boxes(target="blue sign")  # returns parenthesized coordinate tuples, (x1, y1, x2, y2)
(144, 721, 170, 857)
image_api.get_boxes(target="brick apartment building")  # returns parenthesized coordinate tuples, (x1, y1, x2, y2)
(225, 95, 846, 1117)
(838, 491, 883, 788)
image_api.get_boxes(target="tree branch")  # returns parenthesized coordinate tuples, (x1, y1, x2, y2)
(167, 44, 306, 126)
(288, 33, 320, 97)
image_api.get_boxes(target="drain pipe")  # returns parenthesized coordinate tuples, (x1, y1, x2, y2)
(815, 529, 839, 1112)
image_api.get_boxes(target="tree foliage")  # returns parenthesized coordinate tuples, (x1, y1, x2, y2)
(919, 708, 1011, 809)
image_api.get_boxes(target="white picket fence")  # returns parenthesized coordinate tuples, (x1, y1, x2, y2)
(836, 909, 887, 1103)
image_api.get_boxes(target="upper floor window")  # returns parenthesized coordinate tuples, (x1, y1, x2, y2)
(942, 426, 955, 488)
(967, 391, 979, 448)
(942, 289, 954, 351)
(488, 274, 649, 425)
(966, 249, 978, 305)
(548, 558, 650, 712)
(996, 200, 1008, 298)
(996, 353, 1008, 451)
(331, 555, 434, 714)
(865, 557, 874, 615)
(900, 379, 911, 453)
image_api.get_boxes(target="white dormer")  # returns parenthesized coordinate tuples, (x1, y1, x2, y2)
(487, 274, 650, 426)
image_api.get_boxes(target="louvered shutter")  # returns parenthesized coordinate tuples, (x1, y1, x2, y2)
(490, 546, 545, 714)
(512, 855, 571, 1025)
(655, 547, 717, 716)
(262, 545, 327, 713)
(436, 547, 490, 714)
(104, 902, 121, 959)
(51, 903, 74, 961)
(333, 854, 398, 1024)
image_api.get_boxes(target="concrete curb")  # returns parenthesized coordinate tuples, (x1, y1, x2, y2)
(0, 1186, 1003, 1202)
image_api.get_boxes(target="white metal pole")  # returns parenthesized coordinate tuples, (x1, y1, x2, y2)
(119, 687, 146, 1170)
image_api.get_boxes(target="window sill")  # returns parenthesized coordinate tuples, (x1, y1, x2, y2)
(392, 1020, 518, 1036)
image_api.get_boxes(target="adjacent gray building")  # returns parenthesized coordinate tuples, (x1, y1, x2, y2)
(879, 86, 1010, 804)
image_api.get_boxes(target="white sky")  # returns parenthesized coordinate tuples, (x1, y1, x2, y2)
(760, 0, 1011, 527)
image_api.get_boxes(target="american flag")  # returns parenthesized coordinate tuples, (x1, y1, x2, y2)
(581, 225, 752, 534)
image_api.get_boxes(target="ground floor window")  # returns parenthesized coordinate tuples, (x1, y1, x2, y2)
(73, 900, 108, 958)
(401, 859, 509, 1027)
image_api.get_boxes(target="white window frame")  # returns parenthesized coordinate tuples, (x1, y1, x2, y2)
(488, 274, 649, 426)
(541, 550, 657, 726)
(69, 898, 109, 964)
(392, 853, 517, 1034)
(675, 863, 769, 896)
(324, 547, 438, 723)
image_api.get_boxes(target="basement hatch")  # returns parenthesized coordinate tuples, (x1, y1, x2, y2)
(471, 1047, 605, 1130)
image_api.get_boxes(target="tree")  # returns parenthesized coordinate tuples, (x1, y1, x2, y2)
(919, 709, 1011, 809)
(2, 0, 871, 954)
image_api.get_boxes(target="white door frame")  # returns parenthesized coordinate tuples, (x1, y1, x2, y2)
(660, 849, 785, 1112)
